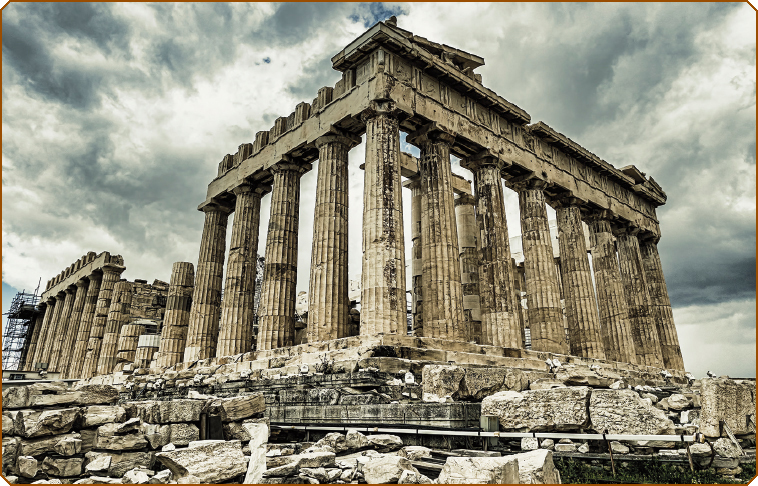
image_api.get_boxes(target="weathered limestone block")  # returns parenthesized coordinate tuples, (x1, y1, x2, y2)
(700, 378, 755, 437)
(108, 452, 155, 478)
(167, 424, 199, 446)
(142, 424, 170, 449)
(41, 457, 83, 477)
(666, 393, 691, 411)
(366, 434, 403, 452)
(437, 456, 520, 484)
(54, 437, 82, 456)
(3, 386, 29, 409)
(345, 429, 369, 451)
(712, 438, 742, 458)
(3, 412, 16, 435)
(398, 446, 433, 461)
(514, 449, 562, 484)
(362, 455, 420, 484)
(589, 389, 675, 435)
(17, 433, 81, 457)
(156, 440, 247, 483)
(207, 393, 265, 422)
(17, 456, 38, 478)
(481, 387, 591, 432)
(122, 468, 151, 484)
(94, 432, 148, 451)
(554, 365, 622, 388)
(125, 401, 161, 424)
(14, 408, 80, 438)
(610, 441, 630, 454)
(84, 454, 112, 474)
(159, 399, 204, 423)
(243, 422, 269, 484)
(422, 365, 528, 402)
(81, 405, 127, 428)
(75, 385, 120, 405)
(522, 438, 539, 451)
(3, 437, 20, 475)
(312, 432, 348, 453)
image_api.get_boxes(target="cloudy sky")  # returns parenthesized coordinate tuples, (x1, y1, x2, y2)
(2, 3, 755, 378)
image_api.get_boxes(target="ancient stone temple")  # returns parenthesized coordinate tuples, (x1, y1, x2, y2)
(6, 19, 755, 486)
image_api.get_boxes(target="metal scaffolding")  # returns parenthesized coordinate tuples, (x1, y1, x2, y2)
(2, 283, 42, 371)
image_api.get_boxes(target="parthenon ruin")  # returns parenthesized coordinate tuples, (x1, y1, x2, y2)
(20, 17, 685, 380)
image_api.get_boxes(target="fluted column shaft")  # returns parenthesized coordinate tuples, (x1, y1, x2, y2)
(588, 215, 637, 364)
(256, 162, 308, 350)
(407, 178, 424, 336)
(360, 105, 407, 336)
(217, 185, 267, 357)
(454, 194, 482, 344)
(81, 265, 124, 378)
(58, 279, 89, 377)
(47, 287, 75, 372)
(31, 298, 56, 369)
(97, 280, 133, 375)
(615, 227, 664, 368)
(184, 204, 231, 362)
(555, 201, 605, 359)
(515, 180, 568, 354)
(116, 322, 145, 365)
(23, 307, 46, 370)
(640, 238, 685, 370)
(409, 128, 465, 341)
(468, 160, 521, 348)
(156, 262, 195, 368)
(308, 134, 356, 343)
(67, 272, 102, 379)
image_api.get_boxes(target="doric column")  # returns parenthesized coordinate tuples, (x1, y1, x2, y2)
(554, 198, 606, 360)
(67, 272, 102, 379)
(217, 183, 269, 357)
(360, 103, 407, 336)
(116, 321, 145, 366)
(407, 124, 465, 341)
(405, 177, 424, 336)
(184, 202, 231, 362)
(513, 178, 569, 354)
(39, 293, 67, 367)
(307, 132, 359, 344)
(587, 212, 637, 364)
(454, 194, 482, 343)
(97, 280, 133, 375)
(614, 224, 664, 368)
(47, 287, 76, 372)
(22, 307, 46, 370)
(256, 160, 309, 350)
(155, 262, 195, 369)
(81, 264, 125, 378)
(640, 237, 685, 371)
(463, 156, 521, 348)
(57, 279, 89, 377)
(30, 298, 56, 369)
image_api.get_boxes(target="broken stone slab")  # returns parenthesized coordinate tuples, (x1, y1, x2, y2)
(206, 393, 265, 422)
(680, 410, 699, 424)
(95, 423, 149, 451)
(81, 405, 127, 428)
(345, 429, 369, 451)
(3, 412, 16, 435)
(2, 386, 29, 409)
(540, 439, 554, 451)
(712, 438, 743, 458)
(512, 449, 561, 484)
(555, 364, 622, 388)
(74, 385, 120, 405)
(700, 378, 755, 437)
(125, 402, 161, 424)
(40, 456, 83, 477)
(243, 422, 268, 484)
(167, 423, 199, 447)
(437, 456, 519, 484)
(666, 394, 691, 411)
(85, 454, 112, 474)
(398, 446, 432, 460)
(158, 399, 204, 423)
(54, 437, 82, 456)
(366, 434, 404, 452)
(589, 389, 675, 435)
(17, 433, 81, 457)
(481, 387, 591, 432)
(107, 452, 156, 478)
(142, 424, 170, 450)
(577, 443, 590, 453)
(421, 365, 528, 402)
(529, 379, 567, 391)
(554, 443, 577, 453)
(156, 439, 247, 483)
(76, 476, 123, 484)
(362, 455, 420, 484)
(32, 479, 63, 484)
(610, 441, 629, 454)
(398, 469, 432, 484)
(299, 467, 342, 483)
(17, 455, 38, 478)
(312, 432, 348, 453)
(14, 408, 80, 438)
(122, 468, 151, 484)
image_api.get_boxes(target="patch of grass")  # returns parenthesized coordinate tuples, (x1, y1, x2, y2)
(554, 457, 756, 484)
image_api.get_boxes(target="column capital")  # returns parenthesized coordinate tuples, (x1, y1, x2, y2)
(269, 159, 312, 176)
(87, 270, 103, 281)
(359, 100, 401, 123)
(460, 149, 509, 172)
(509, 174, 549, 192)
(638, 231, 661, 245)
(611, 220, 641, 237)
(314, 127, 361, 150)
(101, 263, 126, 277)
(406, 122, 455, 147)
(454, 193, 477, 207)
(75, 279, 88, 289)
(585, 208, 615, 223)
(231, 181, 272, 198)
(64, 286, 75, 295)
(550, 194, 587, 210)
(402, 174, 422, 190)
(46, 296, 56, 305)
